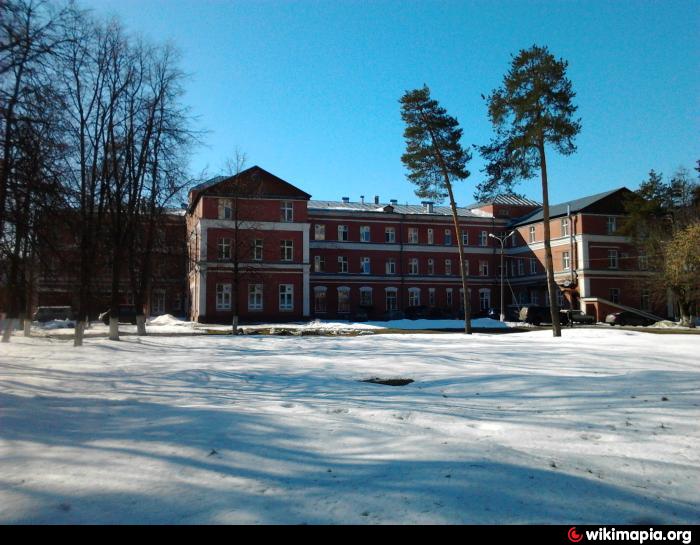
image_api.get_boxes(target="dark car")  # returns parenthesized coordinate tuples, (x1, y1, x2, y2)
(518, 305, 551, 325)
(33, 306, 75, 322)
(560, 309, 596, 325)
(99, 306, 138, 325)
(605, 311, 655, 327)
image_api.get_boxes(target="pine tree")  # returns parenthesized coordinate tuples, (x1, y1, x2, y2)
(478, 45, 582, 337)
(400, 85, 473, 334)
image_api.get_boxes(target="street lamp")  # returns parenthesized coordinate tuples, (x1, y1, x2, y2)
(489, 230, 515, 322)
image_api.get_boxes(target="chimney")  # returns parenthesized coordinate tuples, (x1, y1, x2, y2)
(422, 201, 435, 213)
(374, 195, 380, 205)
(360, 195, 365, 204)
(342, 196, 350, 203)
(390, 199, 398, 206)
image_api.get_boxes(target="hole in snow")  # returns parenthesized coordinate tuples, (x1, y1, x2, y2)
(361, 378, 414, 386)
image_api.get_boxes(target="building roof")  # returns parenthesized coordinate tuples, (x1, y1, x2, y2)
(466, 194, 542, 208)
(308, 200, 481, 218)
(188, 166, 311, 213)
(510, 187, 630, 226)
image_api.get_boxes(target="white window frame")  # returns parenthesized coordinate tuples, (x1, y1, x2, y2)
(562, 251, 571, 271)
(427, 229, 434, 245)
(280, 240, 294, 261)
(386, 258, 396, 275)
(314, 286, 327, 313)
(408, 287, 420, 307)
(314, 224, 325, 240)
(281, 201, 294, 222)
(253, 239, 263, 261)
(218, 198, 232, 220)
(216, 283, 232, 310)
(445, 259, 452, 275)
(479, 260, 488, 276)
(408, 227, 419, 244)
(338, 225, 349, 241)
(409, 258, 419, 275)
(218, 238, 231, 260)
(561, 218, 570, 237)
(314, 255, 325, 272)
(444, 229, 452, 245)
(479, 288, 491, 311)
(608, 249, 619, 269)
(279, 284, 294, 311)
(529, 226, 536, 243)
(385, 227, 396, 243)
(337, 286, 350, 313)
(338, 256, 348, 273)
(360, 257, 371, 274)
(427, 258, 435, 275)
(248, 284, 263, 311)
(385, 288, 398, 312)
(359, 287, 372, 307)
(360, 225, 371, 242)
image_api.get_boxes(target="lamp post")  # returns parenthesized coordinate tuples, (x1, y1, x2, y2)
(489, 231, 515, 321)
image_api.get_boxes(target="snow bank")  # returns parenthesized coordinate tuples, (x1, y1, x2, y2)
(148, 314, 189, 327)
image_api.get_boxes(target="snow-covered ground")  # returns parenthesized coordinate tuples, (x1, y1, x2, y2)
(1, 328, 699, 524)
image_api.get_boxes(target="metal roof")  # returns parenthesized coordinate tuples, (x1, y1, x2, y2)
(510, 187, 628, 226)
(308, 200, 481, 218)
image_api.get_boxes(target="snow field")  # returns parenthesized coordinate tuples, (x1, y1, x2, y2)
(0, 328, 698, 524)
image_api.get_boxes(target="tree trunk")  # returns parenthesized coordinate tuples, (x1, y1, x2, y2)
(232, 314, 239, 335)
(445, 181, 472, 334)
(136, 314, 147, 335)
(539, 141, 562, 337)
(2, 318, 14, 343)
(23, 317, 31, 337)
(109, 316, 120, 341)
(74, 319, 85, 347)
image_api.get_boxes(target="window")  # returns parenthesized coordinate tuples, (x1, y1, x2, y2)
(444, 229, 452, 245)
(529, 226, 536, 243)
(530, 258, 537, 275)
(479, 289, 491, 311)
(386, 258, 396, 275)
(408, 228, 419, 244)
(409, 258, 419, 275)
(446, 288, 453, 306)
(408, 288, 420, 307)
(561, 218, 570, 237)
(216, 283, 232, 310)
(427, 258, 435, 275)
(641, 289, 650, 311)
(562, 251, 571, 271)
(252, 239, 263, 261)
(279, 284, 294, 311)
(445, 259, 452, 275)
(530, 290, 539, 305)
(337, 287, 350, 313)
(338, 256, 348, 273)
(281, 201, 293, 222)
(359, 287, 372, 306)
(385, 227, 396, 243)
(428, 288, 436, 307)
(314, 255, 325, 272)
(315, 224, 325, 240)
(608, 249, 619, 269)
(360, 257, 371, 274)
(479, 230, 488, 247)
(385, 289, 398, 312)
(609, 288, 620, 304)
(427, 229, 434, 245)
(638, 252, 648, 271)
(360, 226, 371, 242)
(218, 199, 232, 220)
(152, 290, 165, 315)
(338, 225, 348, 241)
(248, 284, 263, 311)
(280, 240, 293, 261)
(518, 258, 525, 276)
(314, 288, 327, 312)
(218, 238, 231, 260)
(479, 260, 489, 276)
(607, 216, 617, 235)
(462, 231, 469, 246)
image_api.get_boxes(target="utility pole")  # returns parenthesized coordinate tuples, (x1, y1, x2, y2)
(489, 231, 515, 321)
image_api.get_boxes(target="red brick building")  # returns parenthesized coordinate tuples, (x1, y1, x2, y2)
(185, 167, 666, 323)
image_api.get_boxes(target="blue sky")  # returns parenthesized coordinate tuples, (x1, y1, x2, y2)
(82, 0, 699, 206)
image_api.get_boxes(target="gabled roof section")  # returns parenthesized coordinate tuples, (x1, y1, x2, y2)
(510, 187, 633, 226)
(467, 194, 541, 209)
(188, 166, 311, 213)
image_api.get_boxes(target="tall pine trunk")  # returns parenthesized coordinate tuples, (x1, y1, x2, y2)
(445, 183, 472, 334)
(539, 141, 562, 337)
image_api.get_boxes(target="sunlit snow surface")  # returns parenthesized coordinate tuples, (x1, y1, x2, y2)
(1, 328, 698, 524)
